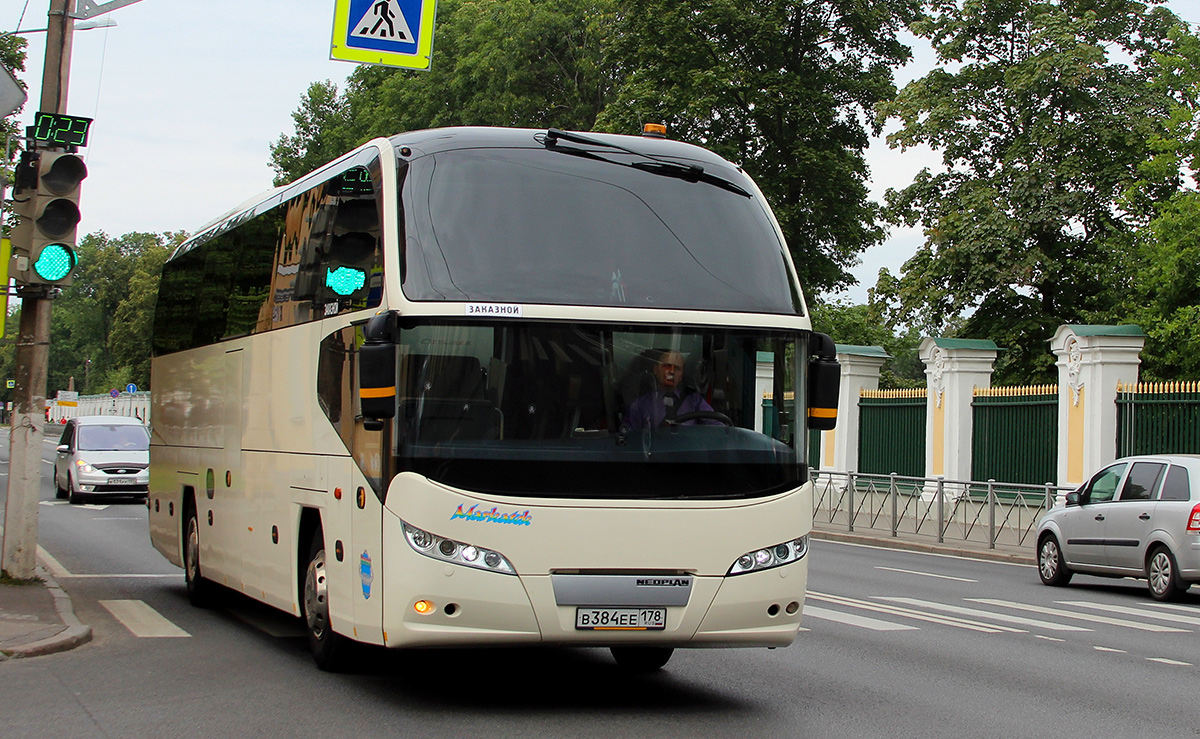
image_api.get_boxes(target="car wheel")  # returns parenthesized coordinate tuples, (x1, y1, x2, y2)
(610, 646, 674, 672)
(67, 473, 84, 505)
(302, 529, 352, 671)
(1147, 546, 1185, 602)
(183, 503, 218, 608)
(1037, 534, 1073, 586)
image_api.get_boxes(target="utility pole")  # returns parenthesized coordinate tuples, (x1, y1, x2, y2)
(1, 0, 73, 579)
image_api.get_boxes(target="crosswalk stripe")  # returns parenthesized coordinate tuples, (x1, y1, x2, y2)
(968, 598, 1186, 633)
(1144, 602, 1200, 614)
(810, 592, 1019, 634)
(100, 600, 190, 638)
(804, 605, 919, 632)
(878, 597, 1091, 632)
(1058, 600, 1200, 627)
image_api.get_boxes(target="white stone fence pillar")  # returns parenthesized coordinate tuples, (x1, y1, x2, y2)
(919, 339, 998, 483)
(1050, 325, 1145, 490)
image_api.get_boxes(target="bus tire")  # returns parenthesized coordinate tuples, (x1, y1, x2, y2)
(610, 646, 673, 672)
(303, 529, 351, 671)
(184, 502, 218, 608)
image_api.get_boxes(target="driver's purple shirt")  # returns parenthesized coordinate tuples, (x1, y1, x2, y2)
(624, 389, 715, 431)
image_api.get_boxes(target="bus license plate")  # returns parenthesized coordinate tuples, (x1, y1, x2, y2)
(575, 608, 666, 630)
(109, 477, 135, 485)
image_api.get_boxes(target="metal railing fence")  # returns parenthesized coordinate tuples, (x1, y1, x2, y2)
(812, 470, 1074, 549)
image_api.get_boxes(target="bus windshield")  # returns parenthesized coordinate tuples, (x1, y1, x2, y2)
(401, 146, 802, 315)
(372, 321, 803, 500)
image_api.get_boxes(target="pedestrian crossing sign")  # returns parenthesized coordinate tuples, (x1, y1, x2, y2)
(331, 0, 439, 70)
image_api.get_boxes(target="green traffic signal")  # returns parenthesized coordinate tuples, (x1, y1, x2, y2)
(33, 243, 77, 282)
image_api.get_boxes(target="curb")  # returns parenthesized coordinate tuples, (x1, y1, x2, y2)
(0, 563, 92, 660)
(811, 528, 1036, 566)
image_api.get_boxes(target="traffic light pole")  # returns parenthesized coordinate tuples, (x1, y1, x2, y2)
(1, 0, 72, 579)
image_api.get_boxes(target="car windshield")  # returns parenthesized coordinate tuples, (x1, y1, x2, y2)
(77, 424, 150, 452)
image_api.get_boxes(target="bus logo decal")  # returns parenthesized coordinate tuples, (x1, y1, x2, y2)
(451, 504, 532, 526)
(360, 551, 374, 599)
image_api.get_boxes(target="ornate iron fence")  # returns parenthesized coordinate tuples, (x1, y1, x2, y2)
(1117, 381, 1200, 457)
(971, 385, 1057, 487)
(858, 388, 926, 477)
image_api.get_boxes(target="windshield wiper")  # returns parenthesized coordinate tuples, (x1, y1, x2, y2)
(543, 128, 751, 198)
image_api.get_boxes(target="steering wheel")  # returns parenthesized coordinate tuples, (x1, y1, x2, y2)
(669, 410, 733, 426)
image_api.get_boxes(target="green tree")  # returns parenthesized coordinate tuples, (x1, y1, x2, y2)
(271, 0, 614, 184)
(598, 0, 921, 296)
(810, 299, 925, 388)
(876, 0, 1187, 384)
(47, 232, 179, 394)
(2, 34, 29, 236)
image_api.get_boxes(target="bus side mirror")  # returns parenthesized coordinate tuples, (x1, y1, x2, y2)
(807, 332, 839, 431)
(359, 311, 398, 429)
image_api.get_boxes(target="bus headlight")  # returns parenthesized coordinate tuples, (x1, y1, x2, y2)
(402, 521, 515, 575)
(728, 535, 808, 575)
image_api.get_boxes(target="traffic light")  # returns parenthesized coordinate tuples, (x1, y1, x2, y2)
(9, 149, 86, 287)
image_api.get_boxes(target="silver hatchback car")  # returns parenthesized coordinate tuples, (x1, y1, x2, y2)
(54, 415, 151, 504)
(1036, 454, 1200, 600)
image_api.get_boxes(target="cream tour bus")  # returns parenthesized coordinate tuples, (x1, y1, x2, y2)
(148, 126, 840, 671)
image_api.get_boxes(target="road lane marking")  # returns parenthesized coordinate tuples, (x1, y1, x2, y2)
(804, 605, 919, 631)
(968, 599, 1187, 633)
(1094, 645, 1126, 653)
(100, 600, 190, 638)
(1146, 657, 1192, 666)
(1035, 635, 1065, 642)
(810, 592, 1020, 634)
(1145, 602, 1200, 614)
(874, 566, 977, 583)
(37, 546, 72, 578)
(58, 574, 178, 579)
(92, 517, 141, 521)
(1058, 600, 1200, 627)
(877, 597, 1090, 632)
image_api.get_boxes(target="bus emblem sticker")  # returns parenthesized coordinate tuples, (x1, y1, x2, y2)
(451, 504, 532, 526)
(360, 551, 374, 599)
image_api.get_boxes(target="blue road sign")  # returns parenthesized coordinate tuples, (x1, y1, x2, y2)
(126, 383, 138, 394)
(331, 0, 439, 70)
(110, 389, 119, 398)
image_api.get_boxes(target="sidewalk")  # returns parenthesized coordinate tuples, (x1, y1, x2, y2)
(0, 562, 92, 660)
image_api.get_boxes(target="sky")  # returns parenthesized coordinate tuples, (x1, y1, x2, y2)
(5, 0, 1196, 305)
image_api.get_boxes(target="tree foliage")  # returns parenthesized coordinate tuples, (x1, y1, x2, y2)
(33, 232, 182, 396)
(875, 0, 1189, 383)
(810, 298, 925, 387)
(270, 0, 614, 184)
(598, 0, 921, 294)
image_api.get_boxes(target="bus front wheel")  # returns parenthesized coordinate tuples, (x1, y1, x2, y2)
(184, 504, 218, 608)
(610, 646, 673, 672)
(303, 530, 351, 671)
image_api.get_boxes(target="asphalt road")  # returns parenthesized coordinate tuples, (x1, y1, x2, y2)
(2, 428, 1199, 738)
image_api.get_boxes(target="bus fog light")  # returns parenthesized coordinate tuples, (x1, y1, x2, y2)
(439, 539, 459, 557)
(414, 600, 435, 614)
(484, 552, 501, 568)
(728, 535, 810, 575)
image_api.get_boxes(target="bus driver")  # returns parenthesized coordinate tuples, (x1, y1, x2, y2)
(624, 350, 717, 431)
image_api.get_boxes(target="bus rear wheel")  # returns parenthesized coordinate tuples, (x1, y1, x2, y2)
(610, 646, 674, 672)
(302, 530, 351, 671)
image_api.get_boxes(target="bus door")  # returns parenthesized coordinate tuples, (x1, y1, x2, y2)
(204, 346, 248, 591)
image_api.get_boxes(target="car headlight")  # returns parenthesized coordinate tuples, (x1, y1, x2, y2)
(402, 521, 515, 575)
(73, 459, 96, 474)
(728, 535, 809, 575)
